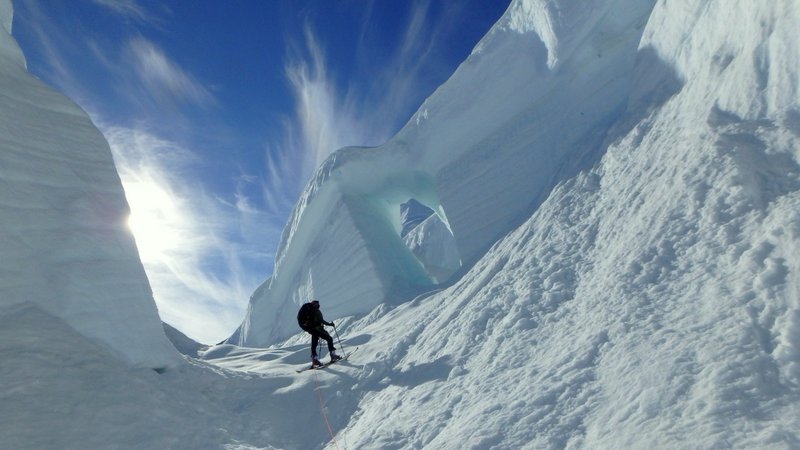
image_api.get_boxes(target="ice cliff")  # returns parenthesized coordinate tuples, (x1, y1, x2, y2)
(0, 0, 179, 368)
(334, 0, 800, 445)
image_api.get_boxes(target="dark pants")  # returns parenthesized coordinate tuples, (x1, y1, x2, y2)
(306, 327, 335, 358)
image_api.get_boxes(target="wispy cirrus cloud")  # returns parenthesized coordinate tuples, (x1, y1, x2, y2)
(262, 0, 458, 213)
(255, 27, 371, 222)
(13, 0, 77, 91)
(126, 37, 216, 109)
(15, 1, 204, 116)
(104, 124, 277, 344)
(285, 27, 370, 171)
(90, 0, 163, 26)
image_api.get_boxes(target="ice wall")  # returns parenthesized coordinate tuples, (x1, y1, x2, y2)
(234, 0, 659, 346)
(0, 2, 180, 368)
(338, 0, 800, 445)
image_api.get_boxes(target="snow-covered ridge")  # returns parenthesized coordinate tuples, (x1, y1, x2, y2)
(0, 5, 179, 368)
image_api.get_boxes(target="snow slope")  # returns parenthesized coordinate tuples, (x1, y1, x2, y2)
(1, 303, 345, 450)
(164, 322, 206, 357)
(325, 0, 800, 447)
(403, 212, 461, 284)
(0, 0, 179, 368)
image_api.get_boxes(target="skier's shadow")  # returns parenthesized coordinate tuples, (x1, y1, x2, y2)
(341, 333, 371, 346)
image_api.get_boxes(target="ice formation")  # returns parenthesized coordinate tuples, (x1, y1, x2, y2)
(0, 0, 179, 368)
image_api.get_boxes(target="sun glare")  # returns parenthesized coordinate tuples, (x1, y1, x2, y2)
(125, 180, 184, 261)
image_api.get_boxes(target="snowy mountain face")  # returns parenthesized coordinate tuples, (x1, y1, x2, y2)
(400, 199, 460, 283)
(399, 198, 433, 238)
(403, 211, 461, 284)
(0, 0, 179, 368)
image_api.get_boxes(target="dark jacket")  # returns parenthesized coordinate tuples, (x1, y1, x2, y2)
(298, 303, 332, 331)
(308, 308, 327, 329)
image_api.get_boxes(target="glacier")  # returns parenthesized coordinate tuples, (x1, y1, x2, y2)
(3, 0, 800, 448)
(231, 0, 800, 446)
(232, 0, 661, 346)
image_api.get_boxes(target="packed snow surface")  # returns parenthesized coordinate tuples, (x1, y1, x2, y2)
(3, 0, 800, 448)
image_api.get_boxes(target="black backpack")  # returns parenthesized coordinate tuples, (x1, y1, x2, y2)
(297, 303, 314, 330)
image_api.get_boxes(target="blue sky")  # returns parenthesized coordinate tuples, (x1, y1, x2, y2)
(12, 0, 509, 344)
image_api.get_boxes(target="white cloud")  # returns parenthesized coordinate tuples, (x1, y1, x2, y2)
(15, 2, 210, 119)
(263, 4, 453, 208)
(103, 125, 274, 344)
(127, 37, 216, 108)
(286, 41, 359, 168)
(91, 0, 160, 26)
(265, 25, 393, 207)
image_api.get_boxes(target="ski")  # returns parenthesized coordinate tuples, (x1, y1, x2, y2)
(296, 347, 359, 373)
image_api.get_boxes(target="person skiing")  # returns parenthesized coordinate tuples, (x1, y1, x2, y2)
(297, 299, 341, 368)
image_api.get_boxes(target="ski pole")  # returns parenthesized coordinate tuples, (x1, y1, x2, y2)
(332, 323, 347, 356)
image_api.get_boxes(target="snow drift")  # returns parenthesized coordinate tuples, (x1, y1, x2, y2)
(0, 0, 179, 368)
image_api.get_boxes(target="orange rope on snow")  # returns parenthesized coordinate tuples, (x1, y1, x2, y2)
(312, 368, 341, 450)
